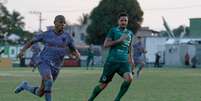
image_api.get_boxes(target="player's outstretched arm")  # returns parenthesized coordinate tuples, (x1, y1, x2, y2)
(17, 40, 34, 59)
(69, 49, 80, 60)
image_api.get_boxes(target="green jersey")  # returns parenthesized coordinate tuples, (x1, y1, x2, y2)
(106, 27, 133, 62)
(87, 48, 94, 58)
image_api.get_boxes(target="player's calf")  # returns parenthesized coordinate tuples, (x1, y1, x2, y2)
(114, 73, 132, 101)
(88, 83, 109, 101)
(44, 79, 53, 101)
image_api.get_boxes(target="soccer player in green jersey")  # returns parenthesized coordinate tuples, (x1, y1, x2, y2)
(88, 12, 135, 101)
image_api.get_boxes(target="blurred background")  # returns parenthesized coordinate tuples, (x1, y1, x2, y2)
(0, 0, 201, 68)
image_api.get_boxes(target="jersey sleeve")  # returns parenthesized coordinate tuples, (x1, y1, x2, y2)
(130, 30, 134, 38)
(66, 33, 76, 51)
(106, 28, 115, 39)
(32, 33, 44, 43)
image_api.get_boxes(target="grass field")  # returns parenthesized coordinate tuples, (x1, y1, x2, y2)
(0, 67, 201, 101)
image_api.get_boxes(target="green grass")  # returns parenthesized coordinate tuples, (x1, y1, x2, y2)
(0, 67, 201, 101)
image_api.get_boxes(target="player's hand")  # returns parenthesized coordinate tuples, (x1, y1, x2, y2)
(128, 57, 135, 70)
(17, 50, 25, 59)
(70, 50, 80, 61)
(131, 63, 135, 75)
(74, 50, 80, 61)
(131, 63, 136, 69)
(118, 34, 128, 42)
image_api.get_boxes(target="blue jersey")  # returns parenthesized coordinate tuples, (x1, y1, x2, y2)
(33, 30, 75, 68)
(133, 41, 144, 58)
(31, 43, 41, 55)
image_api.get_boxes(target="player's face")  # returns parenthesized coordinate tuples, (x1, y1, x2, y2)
(54, 20, 66, 32)
(118, 16, 128, 28)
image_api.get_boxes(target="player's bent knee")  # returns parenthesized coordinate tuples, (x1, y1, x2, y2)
(99, 83, 108, 89)
(43, 75, 52, 80)
(126, 76, 133, 82)
(124, 73, 133, 82)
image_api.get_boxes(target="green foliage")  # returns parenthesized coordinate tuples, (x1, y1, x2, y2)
(86, 0, 143, 45)
(0, 3, 33, 44)
(185, 27, 190, 36)
(160, 26, 190, 37)
(173, 25, 185, 37)
(160, 31, 169, 37)
(78, 13, 89, 25)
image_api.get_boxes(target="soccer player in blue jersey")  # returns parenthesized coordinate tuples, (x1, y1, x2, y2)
(132, 36, 147, 79)
(14, 15, 80, 101)
(88, 12, 135, 101)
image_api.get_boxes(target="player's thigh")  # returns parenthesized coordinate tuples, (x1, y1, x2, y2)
(99, 61, 118, 83)
(139, 61, 145, 67)
(117, 62, 132, 78)
(38, 61, 53, 80)
(134, 58, 141, 64)
(50, 67, 60, 81)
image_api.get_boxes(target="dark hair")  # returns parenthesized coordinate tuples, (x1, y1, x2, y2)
(137, 36, 142, 39)
(54, 15, 66, 23)
(118, 12, 128, 19)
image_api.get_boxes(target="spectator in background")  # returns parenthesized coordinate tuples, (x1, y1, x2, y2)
(0, 49, 5, 55)
(0, 49, 5, 62)
(86, 44, 94, 69)
(71, 32, 75, 37)
(19, 55, 26, 67)
(154, 51, 161, 67)
(191, 56, 197, 68)
(185, 52, 190, 66)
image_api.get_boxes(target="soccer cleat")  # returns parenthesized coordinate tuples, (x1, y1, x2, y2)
(14, 81, 28, 94)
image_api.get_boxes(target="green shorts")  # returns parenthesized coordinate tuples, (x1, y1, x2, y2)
(99, 61, 131, 83)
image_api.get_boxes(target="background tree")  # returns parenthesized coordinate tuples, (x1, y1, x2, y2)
(0, 3, 10, 34)
(78, 13, 89, 26)
(160, 25, 190, 38)
(86, 0, 143, 45)
(173, 25, 185, 37)
(0, 3, 33, 44)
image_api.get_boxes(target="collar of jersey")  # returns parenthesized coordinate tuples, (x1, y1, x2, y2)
(117, 26, 128, 32)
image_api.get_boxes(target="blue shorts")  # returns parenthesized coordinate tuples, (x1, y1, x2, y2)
(133, 56, 144, 64)
(38, 60, 60, 81)
(30, 55, 40, 67)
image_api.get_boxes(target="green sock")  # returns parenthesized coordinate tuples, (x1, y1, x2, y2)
(88, 85, 103, 101)
(115, 81, 131, 101)
(137, 65, 142, 76)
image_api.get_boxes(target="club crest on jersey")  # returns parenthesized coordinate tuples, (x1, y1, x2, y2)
(102, 76, 107, 82)
(62, 38, 66, 42)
